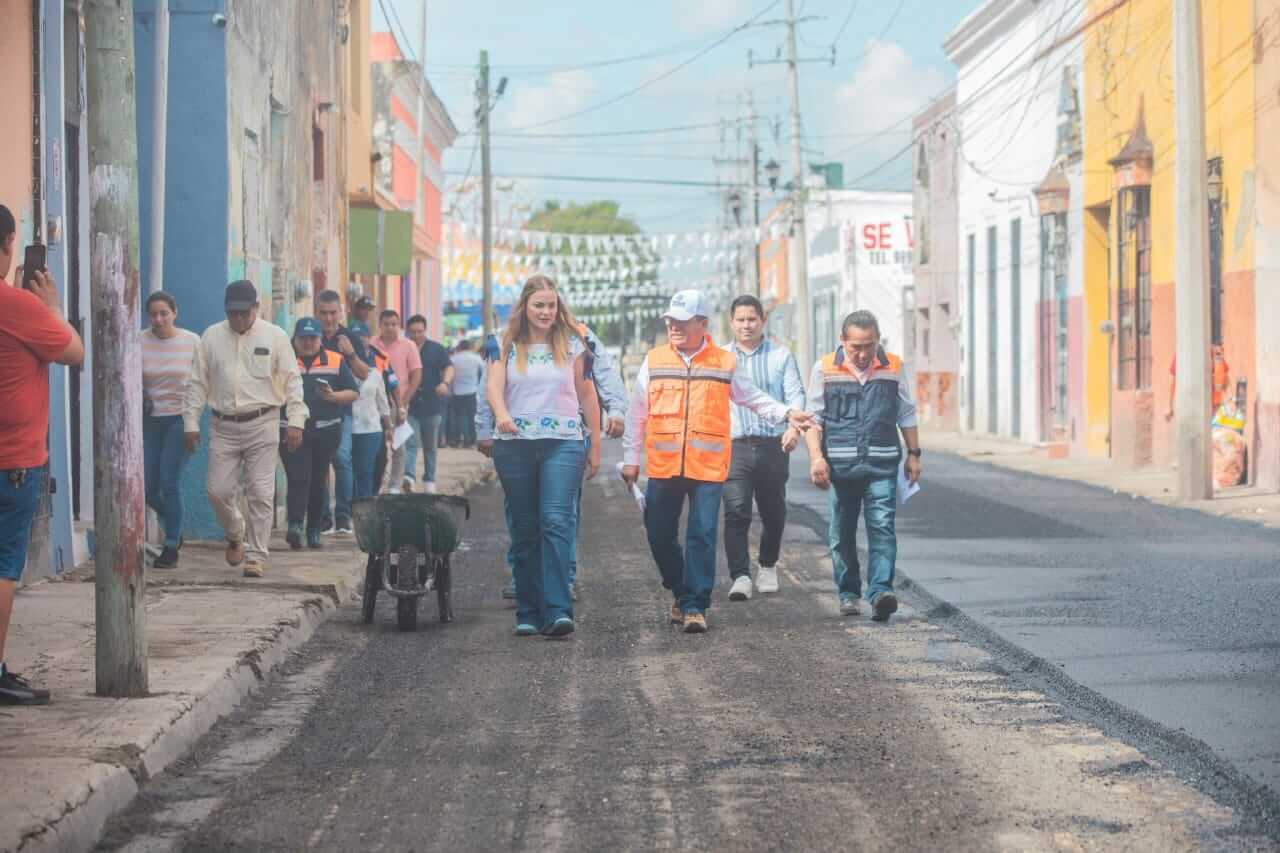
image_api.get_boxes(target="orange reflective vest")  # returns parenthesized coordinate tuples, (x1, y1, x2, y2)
(644, 338, 735, 482)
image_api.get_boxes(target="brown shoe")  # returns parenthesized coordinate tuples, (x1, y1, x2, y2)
(683, 612, 708, 634)
(669, 602, 684, 625)
(871, 592, 899, 623)
(225, 540, 245, 566)
(242, 560, 264, 579)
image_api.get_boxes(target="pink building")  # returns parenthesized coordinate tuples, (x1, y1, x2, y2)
(371, 32, 457, 338)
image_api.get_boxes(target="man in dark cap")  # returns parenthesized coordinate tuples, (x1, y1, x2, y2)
(184, 281, 308, 578)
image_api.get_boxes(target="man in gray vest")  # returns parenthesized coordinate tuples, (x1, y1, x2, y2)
(802, 310, 922, 622)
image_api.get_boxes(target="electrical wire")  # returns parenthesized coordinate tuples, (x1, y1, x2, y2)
(496, 0, 782, 133)
(831, 0, 861, 47)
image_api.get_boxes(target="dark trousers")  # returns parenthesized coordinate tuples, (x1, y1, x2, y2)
(644, 476, 724, 614)
(722, 437, 791, 579)
(447, 393, 477, 446)
(282, 424, 342, 532)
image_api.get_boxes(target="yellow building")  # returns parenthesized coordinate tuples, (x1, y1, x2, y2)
(1081, 0, 1259, 473)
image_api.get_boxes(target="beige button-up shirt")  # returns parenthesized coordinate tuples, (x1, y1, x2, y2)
(183, 318, 308, 431)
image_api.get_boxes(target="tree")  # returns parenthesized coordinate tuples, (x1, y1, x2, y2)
(523, 201, 654, 347)
(526, 200, 642, 235)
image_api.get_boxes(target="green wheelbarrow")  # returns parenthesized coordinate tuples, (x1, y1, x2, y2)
(351, 493, 470, 631)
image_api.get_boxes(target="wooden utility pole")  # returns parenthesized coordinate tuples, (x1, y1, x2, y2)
(85, 0, 148, 697)
(1173, 0, 1212, 500)
(478, 49, 493, 337)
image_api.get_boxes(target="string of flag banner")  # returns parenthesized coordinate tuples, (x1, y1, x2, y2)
(441, 218, 765, 317)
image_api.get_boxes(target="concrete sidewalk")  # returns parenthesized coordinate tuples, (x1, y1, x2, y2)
(1, 449, 493, 853)
(925, 430, 1280, 530)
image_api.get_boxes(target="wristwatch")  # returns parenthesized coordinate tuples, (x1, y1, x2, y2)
(907, 448, 922, 458)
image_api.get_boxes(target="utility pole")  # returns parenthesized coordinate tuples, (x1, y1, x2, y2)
(148, 0, 168, 294)
(784, 0, 812, 369)
(413, 1, 427, 309)
(747, 89, 762, 298)
(85, 0, 148, 697)
(477, 49, 493, 337)
(1173, 0, 1212, 500)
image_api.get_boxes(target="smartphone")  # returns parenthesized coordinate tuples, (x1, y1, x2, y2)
(22, 244, 46, 290)
(314, 378, 332, 393)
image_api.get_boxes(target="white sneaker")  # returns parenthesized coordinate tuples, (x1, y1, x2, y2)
(423, 481, 438, 494)
(401, 477, 414, 493)
(728, 575, 753, 601)
(756, 565, 780, 594)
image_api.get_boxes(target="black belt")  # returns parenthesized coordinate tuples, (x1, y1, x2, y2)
(212, 406, 275, 423)
(734, 435, 782, 445)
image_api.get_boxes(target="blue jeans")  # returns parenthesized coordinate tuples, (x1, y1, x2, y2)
(507, 433, 588, 586)
(828, 475, 897, 602)
(324, 413, 354, 526)
(143, 414, 189, 548)
(644, 476, 724, 614)
(406, 413, 442, 483)
(493, 439, 584, 629)
(0, 466, 45, 582)
(351, 432, 382, 499)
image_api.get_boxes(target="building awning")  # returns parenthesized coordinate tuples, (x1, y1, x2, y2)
(349, 207, 413, 276)
(1108, 96, 1154, 191)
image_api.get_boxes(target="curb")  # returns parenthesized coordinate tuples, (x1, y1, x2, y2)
(16, 592, 339, 853)
(784, 497, 1280, 842)
(15, 461, 494, 853)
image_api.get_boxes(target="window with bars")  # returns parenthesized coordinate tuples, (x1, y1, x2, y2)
(1117, 188, 1152, 390)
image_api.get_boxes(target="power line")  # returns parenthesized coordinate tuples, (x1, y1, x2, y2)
(444, 170, 732, 189)
(830, 0, 1082, 167)
(831, 0, 861, 47)
(497, 0, 782, 133)
(493, 121, 724, 140)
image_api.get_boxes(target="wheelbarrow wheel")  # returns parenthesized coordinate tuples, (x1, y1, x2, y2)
(397, 595, 419, 632)
(361, 554, 379, 624)
(395, 544, 420, 632)
(436, 554, 454, 623)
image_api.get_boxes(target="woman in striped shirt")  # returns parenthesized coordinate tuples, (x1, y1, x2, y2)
(141, 292, 199, 568)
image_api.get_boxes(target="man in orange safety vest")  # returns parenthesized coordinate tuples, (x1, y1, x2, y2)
(621, 290, 812, 634)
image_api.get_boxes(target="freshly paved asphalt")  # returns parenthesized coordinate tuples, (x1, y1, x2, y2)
(92, 443, 1280, 850)
(787, 448, 1280, 800)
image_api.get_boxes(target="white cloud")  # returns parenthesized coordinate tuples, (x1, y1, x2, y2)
(496, 70, 599, 134)
(678, 0, 754, 33)
(827, 40, 950, 187)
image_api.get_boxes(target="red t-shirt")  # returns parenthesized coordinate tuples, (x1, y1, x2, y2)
(0, 283, 73, 469)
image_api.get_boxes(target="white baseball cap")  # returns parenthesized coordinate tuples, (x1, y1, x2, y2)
(661, 289, 709, 322)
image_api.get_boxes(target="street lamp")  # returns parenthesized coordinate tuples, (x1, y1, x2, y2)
(1207, 166, 1224, 204)
(728, 190, 743, 225)
(764, 159, 781, 192)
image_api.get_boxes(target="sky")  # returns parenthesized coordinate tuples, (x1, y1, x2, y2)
(375, 0, 984, 235)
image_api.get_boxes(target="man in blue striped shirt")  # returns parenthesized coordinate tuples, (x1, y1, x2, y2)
(722, 295, 808, 601)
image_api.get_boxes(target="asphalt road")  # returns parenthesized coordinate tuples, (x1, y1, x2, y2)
(787, 448, 1280, 803)
(96, 443, 1277, 851)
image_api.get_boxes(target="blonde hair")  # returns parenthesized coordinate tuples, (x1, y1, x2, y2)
(502, 274, 582, 374)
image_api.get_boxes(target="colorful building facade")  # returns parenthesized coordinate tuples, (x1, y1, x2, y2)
(370, 31, 457, 338)
(2, 1, 93, 581)
(946, 0, 1086, 446)
(1082, 0, 1268, 483)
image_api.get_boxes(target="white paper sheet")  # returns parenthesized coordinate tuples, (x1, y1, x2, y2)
(392, 422, 415, 450)
(898, 461, 921, 506)
(614, 462, 646, 512)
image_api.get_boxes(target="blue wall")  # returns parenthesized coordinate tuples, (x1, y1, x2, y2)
(135, 0, 230, 539)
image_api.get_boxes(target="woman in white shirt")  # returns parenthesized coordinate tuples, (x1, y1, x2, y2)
(347, 321, 392, 498)
(141, 292, 199, 568)
(486, 275, 600, 638)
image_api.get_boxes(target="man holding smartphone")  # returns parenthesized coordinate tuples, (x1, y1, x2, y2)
(0, 204, 85, 705)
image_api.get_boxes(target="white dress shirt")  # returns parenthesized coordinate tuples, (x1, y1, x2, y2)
(622, 339, 792, 467)
(184, 319, 308, 431)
